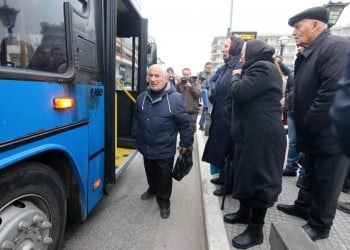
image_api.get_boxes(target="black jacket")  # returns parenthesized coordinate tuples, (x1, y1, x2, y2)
(132, 82, 193, 159)
(230, 40, 286, 208)
(330, 50, 350, 158)
(284, 73, 295, 112)
(202, 56, 241, 168)
(294, 29, 350, 154)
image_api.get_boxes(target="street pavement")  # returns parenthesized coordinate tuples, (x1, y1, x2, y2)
(62, 119, 350, 250)
(62, 137, 206, 250)
(196, 129, 350, 250)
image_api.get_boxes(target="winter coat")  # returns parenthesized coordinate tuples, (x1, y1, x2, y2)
(230, 39, 286, 208)
(132, 82, 193, 160)
(330, 50, 350, 158)
(197, 71, 212, 89)
(176, 79, 201, 114)
(208, 66, 223, 103)
(202, 56, 241, 168)
(209, 66, 223, 92)
(284, 73, 295, 112)
(294, 29, 350, 155)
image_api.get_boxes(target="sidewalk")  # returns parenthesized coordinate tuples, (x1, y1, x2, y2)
(196, 130, 350, 250)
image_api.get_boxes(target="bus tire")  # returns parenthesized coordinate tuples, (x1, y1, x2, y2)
(0, 161, 67, 250)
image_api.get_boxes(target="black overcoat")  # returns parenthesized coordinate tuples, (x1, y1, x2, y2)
(330, 50, 350, 158)
(202, 56, 241, 168)
(294, 29, 350, 155)
(230, 40, 286, 208)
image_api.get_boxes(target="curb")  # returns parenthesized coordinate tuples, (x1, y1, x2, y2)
(196, 132, 231, 250)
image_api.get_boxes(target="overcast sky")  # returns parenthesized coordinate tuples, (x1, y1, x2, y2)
(140, 0, 350, 74)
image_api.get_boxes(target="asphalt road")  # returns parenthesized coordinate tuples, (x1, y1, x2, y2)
(61, 146, 207, 250)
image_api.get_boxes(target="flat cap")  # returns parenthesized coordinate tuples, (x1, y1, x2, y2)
(288, 6, 329, 26)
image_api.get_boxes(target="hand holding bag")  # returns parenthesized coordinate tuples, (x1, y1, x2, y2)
(172, 150, 193, 181)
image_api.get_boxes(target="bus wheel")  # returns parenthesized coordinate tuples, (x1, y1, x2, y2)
(0, 162, 67, 250)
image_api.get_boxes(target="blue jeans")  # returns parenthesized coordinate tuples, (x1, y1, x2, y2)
(199, 88, 211, 126)
(210, 164, 221, 175)
(286, 111, 300, 173)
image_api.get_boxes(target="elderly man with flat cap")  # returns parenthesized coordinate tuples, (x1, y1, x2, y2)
(277, 6, 350, 241)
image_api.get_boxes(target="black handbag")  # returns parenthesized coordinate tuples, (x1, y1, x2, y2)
(172, 150, 193, 181)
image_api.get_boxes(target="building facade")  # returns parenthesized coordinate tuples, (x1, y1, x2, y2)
(210, 25, 350, 72)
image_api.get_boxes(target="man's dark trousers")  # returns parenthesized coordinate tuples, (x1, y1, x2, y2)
(343, 164, 350, 191)
(143, 157, 174, 208)
(295, 153, 348, 229)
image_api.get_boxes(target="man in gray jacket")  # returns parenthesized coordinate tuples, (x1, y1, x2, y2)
(132, 64, 193, 219)
(277, 6, 350, 241)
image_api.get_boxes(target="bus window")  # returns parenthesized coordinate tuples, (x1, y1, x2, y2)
(147, 42, 157, 66)
(70, 0, 87, 13)
(0, 0, 67, 73)
(115, 37, 139, 91)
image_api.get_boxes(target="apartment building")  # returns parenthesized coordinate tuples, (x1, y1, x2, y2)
(210, 25, 350, 71)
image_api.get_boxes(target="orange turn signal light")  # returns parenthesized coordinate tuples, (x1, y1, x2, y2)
(53, 97, 75, 110)
(93, 178, 102, 190)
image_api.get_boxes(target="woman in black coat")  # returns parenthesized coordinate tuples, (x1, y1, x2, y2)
(202, 35, 243, 190)
(227, 39, 286, 249)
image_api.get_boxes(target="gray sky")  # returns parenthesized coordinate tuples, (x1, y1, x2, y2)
(140, 0, 350, 74)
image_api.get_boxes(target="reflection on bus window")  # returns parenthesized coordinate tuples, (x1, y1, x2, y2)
(115, 37, 138, 91)
(0, 0, 67, 73)
(47, 47, 67, 73)
(27, 47, 49, 71)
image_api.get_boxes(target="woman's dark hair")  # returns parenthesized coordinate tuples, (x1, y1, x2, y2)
(229, 35, 244, 57)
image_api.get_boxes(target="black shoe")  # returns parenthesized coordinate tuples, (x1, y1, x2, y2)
(223, 212, 250, 224)
(282, 169, 297, 177)
(160, 207, 170, 219)
(337, 201, 350, 214)
(296, 176, 304, 188)
(302, 224, 329, 241)
(232, 223, 264, 249)
(210, 177, 224, 185)
(342, 187, 350, 193)
(213, 186, 231, 196)
(199, 125, 205, 131)
(277, 204, 308, 220)
(298, 153, 306, 167)
(141, 191, 155, 200)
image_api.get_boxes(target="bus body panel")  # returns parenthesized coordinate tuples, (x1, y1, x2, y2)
(0, 0, 156, 247)
(87, 152, 105, 213)
(1, 81, 104, 149)
(0, 125, 89, 213)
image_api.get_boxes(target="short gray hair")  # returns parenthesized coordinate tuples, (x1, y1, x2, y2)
(148, 64, 167, 75)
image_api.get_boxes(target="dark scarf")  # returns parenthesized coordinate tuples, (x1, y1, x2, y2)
(243, 39, 275, 71)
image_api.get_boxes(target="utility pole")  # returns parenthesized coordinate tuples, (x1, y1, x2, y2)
(227, 0, 233, 37)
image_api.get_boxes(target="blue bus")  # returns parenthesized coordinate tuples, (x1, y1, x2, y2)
(0, 0, 156, 249)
